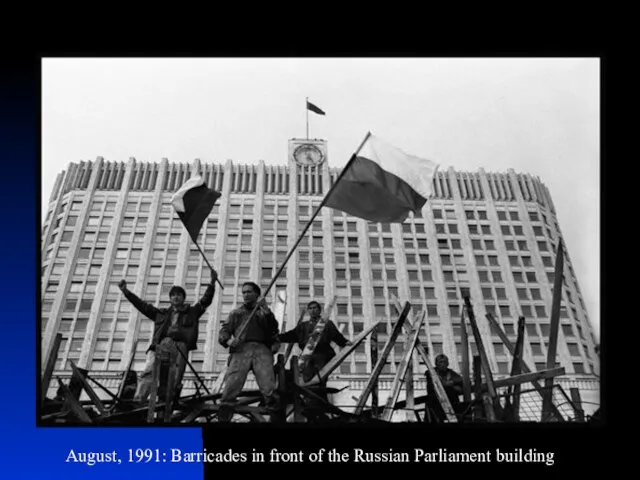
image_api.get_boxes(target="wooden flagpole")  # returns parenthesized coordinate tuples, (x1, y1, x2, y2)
(193, 240, 224, 289)
(232, 132, 372, 344)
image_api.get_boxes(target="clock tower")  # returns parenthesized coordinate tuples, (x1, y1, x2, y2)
(288, 138, 327, 168)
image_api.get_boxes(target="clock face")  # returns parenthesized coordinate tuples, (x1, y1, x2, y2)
(293, 144, 324, 166)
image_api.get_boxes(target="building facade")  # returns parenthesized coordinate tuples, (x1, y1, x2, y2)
(41, 139, 600, 420)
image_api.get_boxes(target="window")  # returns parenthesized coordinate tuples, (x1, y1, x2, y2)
(485, 240, 495, 250)
(478, 270, 489, 282)
(426, 304, 438, 316)
(530, 343, 543, 356)
(424, 288, 436, 299)
(535, 305, 546, 317)
(497, 211, 507, 221)
(481, 225, 491, 234)
(499, 305, 511, 317)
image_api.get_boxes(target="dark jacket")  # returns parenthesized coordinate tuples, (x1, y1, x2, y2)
(219, 303, 279, 350)
(122, 283, 215, 351)
(426, 368, 463, 405)
(278, 319, 348, 361)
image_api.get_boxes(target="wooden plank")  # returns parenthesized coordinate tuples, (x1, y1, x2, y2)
(485, 313, 565, 421)
(472, 356, 483, 419)
(405, 347, 415, 413)
(370, 326, 379, 418)
(290, 355, 304, 422)
(569, 387, 585, 422)
(543, 238, 565, 421)
(302, 320, 380, 387)
(509, 316, 526, 420)
(41, 333, 63, 407)
(56, 377, 92, 423)
(391, 296, 457, 423)
(354, 303, 411, 415)
(460, 309, 471, 402)
(69, 360, 106, 415)
(182, 404, 206, 423)
(381, 310, 425, 421)
(490, 367, 565, 389)
(462, 291, 496, 398)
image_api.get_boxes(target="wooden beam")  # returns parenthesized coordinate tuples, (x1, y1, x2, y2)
(460, 309, 471, 402)
(302, 320, 380, 387)
(485, 313, 565, 421)
(489, 367, 565, 389)
(462, 291, 496, 398)
(56, 377, 92, 423)
(68, 360, 106, 415)
(381, 310, 425, 422)
(569, 387, 585, 422)
(390, 296, 457, 423)
(543, 238, 565, 421)
(508, 316, 526, 420)
(405, 346, 415, 413)
(354, 303, 411, 415)
(370, 326, 379, 418)
(472, 356, 483, 419)
(41, 333, 62, 408)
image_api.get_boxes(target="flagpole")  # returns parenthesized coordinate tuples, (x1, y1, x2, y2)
(306, 97, 309, 139)
(232, 131, 372, 343)
(261, 131, 371, 301)
(193, 240, 224, 290)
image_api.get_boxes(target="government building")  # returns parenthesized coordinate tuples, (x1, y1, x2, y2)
(40, 138, 600, 421)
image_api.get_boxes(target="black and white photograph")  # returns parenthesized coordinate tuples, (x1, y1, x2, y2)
(39, 58, 600, 426)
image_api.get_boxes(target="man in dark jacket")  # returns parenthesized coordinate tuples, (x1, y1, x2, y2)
(278, 300, 351, 422)
(118, 268, 217, 402)
(278, 300, 352, 383)
(218, 281, 280, 422)
(425, 353, 463, 422)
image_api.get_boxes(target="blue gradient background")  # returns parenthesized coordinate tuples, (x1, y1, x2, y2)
(0, 59, 203, 478)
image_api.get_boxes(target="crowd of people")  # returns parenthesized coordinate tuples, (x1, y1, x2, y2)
(115, 267, 462, 422)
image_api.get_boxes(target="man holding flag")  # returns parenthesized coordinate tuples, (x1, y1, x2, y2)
(118, 269, 217, 402)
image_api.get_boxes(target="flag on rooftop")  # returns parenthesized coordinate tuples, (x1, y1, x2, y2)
(171, 175, 221, 243)
(306, 100, 325, 115)
(324, 133, 439, 223)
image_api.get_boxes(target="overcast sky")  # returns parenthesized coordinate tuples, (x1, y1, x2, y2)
(42, 58, 599, 340)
